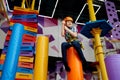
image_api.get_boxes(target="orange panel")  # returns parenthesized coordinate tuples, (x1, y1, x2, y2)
(10, 22, 38, 28)
(18, 62, 33, 69)
(67, 47, 84, 80)
(6, 34, 36, 42)
(0, 59, 4, 64)
(7, 30, 12, 35)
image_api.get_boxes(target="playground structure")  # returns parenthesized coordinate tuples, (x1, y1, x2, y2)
(0, 0, 9, 22)
(67, 47, 84, 80)
(0, 0, 49, 80)
(0, 0, 120, 80)
(67, 0, 112, 79)
(80, 0, 112, 80)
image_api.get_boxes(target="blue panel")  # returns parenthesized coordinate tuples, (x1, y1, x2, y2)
(24, 30, 37, 36)
(4, 46, 34, 51)
(12, 14, 37, 19)
(0, 64, 3, 71)
(17, 67, 33, 74)
(0, 65, 33, 74)
(80, 20, 113, 38)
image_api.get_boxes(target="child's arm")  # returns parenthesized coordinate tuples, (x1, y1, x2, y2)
(64, 26, 77, 37)
(61, 20, 65, 37)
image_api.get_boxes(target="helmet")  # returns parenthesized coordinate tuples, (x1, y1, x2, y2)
(64, 16, 73, 22)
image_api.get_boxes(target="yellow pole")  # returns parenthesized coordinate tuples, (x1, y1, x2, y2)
(87, 0, 108, 80)
(34, 36, 49, 80)
(95, 58, 101, 80)
(31, 0, 35, 10)
(93, 39, 101, 80)
(21, 0, 25, 8)
(91, 28, 108, 80)
(87, 0, 96, 21)
(95, 55, 101, 80)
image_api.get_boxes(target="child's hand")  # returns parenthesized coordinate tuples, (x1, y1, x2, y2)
(64, 26, 68, 30)
(61, 34, 65, 37)
(62, 20, 65, 25)
(80, 42, 84, 50)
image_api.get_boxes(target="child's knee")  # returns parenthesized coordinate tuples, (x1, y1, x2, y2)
(61, 42, 67, 47)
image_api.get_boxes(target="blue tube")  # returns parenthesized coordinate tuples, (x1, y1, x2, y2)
(1, 23, 24, 80)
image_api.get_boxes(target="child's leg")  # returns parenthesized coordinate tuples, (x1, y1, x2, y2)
(71, 41, 90, 72)
(71, 41, 96, 73)
(71, 41, 87, 65)
(61, 42, 71, 71)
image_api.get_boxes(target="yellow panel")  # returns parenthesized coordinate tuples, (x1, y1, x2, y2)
(24, 26, 37, 33)
(19, 56, 34, 63)
(0, 54, 6, 60)
(0, 54, 33, 63)
(16, 72, 33, 79)
(10, 22, 13, 26)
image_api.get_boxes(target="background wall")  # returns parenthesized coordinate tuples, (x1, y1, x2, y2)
(1, 14, 120, 62)
(0, 17, 7, 49)
(37, 17, 96, 61)
(0, 0, 120, 62)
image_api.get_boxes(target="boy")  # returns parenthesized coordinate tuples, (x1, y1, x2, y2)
(61, 16, 91, 72)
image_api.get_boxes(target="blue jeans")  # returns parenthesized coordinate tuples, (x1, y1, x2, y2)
(61, 41, 87, 67)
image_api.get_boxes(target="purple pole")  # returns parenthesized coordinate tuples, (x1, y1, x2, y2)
(105, 54, 120, 80)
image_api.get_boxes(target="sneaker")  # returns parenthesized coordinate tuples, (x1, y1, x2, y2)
(83, 62, 97, 73)
(65, 65, 71, 72)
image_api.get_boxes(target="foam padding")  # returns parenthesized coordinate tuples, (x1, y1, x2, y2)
(67, 47, 84, 80)
(17, 67, 33, 74)
(18, 62, 33, 69)
(12, 14, 37, 19)
(15, 72, 33, 79)
(1, 23, 24, 80)
(19, 56, 34, 63)
(34, 36, 49, 80)
(10, 22, 37, 33)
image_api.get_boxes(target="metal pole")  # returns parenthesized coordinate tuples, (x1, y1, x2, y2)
(87, 0, 108, 80)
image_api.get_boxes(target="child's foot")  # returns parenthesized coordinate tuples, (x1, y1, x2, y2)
(83, 62, 97, 73)
(65, 65, 71, 72)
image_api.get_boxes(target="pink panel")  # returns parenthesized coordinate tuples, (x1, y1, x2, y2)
(51, 45, 59, 53)
(44, 18, 58, 27)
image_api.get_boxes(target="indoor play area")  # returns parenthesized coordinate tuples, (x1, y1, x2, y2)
(0, 0, 120, 80)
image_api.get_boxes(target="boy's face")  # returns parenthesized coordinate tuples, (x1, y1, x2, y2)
(66, 20, 73, 27)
